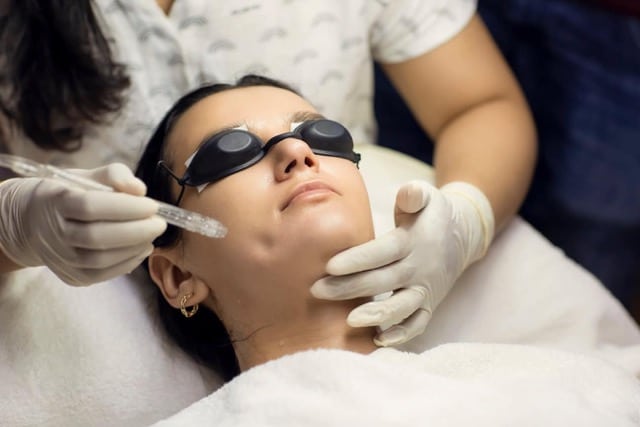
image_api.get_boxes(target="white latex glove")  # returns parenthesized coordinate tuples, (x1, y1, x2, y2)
(311, 180, 495, 346)
(0, 163, 167, 286)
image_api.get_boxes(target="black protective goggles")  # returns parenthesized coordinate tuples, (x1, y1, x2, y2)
(158, 119, 361, 204)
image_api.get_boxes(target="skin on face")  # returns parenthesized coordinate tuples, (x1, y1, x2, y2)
(149, 85, 376, 367)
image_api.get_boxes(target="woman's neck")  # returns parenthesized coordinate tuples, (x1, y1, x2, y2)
(231, 300, 378, 371)
(155, 0, 174, 15)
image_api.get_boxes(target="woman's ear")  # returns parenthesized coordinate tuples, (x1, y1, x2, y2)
(148, 250, 209, 309)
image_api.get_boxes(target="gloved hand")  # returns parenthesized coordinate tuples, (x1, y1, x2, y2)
(0, 163, 167, 286)
(311, 180, 495, 346)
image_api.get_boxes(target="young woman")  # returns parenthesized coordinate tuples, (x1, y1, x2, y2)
(137, 75, 378, 378)
(135, 76, 640, 425)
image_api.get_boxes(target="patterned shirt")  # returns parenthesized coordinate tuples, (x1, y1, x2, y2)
(5, 0, 476, 169)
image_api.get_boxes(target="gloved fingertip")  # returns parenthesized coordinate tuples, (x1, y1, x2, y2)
(66, 278, 86, 288)
(373, 336, 390, 347)
(325, 255, 347, 275)
(128, 248, 153, 274)
(396, 181, 430, 214)
(309, 281, 329, 298)
(143, 244, 154, 258)
(150, 215, 168, 235)
(62, 272, 90, 288)
(130, 178, 148, 196)
(119, 177, 147, 197)
(347, 308, 381, 327)
(374, 327, 407, 347)
(325, 245, 374, 275)
(99, 163, 146, 195)
(123, 179, 147, 197)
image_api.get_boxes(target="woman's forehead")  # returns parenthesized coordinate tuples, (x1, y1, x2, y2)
(177, 86, 314, 131)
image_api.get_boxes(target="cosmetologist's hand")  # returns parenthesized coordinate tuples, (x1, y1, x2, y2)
(0, 163, 166, 285)
(311, 180, 494, 346)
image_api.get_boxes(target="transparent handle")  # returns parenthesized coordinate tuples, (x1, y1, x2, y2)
(47, 164, 228, 239)
(156, 202, 227, 238)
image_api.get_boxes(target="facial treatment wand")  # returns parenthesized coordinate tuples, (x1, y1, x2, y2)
(0, 154, 227, 239)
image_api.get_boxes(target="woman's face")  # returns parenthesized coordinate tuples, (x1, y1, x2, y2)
(155, 85, 374, 324)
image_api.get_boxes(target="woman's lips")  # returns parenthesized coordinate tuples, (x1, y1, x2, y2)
(282, 180, 337, 210)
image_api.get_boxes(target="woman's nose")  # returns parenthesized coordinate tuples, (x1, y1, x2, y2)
(272, 138, 319, 181)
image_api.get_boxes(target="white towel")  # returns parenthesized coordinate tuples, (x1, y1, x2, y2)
(152, 344, 640, 427)
(0, 267, 219, 427)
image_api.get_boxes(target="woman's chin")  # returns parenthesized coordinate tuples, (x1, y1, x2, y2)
(285, 217, 372, 260)
(280, 190, 373, 243)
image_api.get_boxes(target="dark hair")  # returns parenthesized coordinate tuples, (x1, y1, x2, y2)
(136, 74, 299, 382)
(0, 0, 130, 151)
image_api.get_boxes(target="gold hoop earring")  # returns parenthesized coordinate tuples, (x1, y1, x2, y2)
(180, 292, 199, 318)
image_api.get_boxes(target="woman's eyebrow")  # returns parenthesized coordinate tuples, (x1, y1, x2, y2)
(289, 111, 326, 123)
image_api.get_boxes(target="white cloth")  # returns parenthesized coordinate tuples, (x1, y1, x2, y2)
(151, 345, 640, 426)
(4, 0, 476, 169)
(2, 146, 640, 426)
(0, 268, 219, 427)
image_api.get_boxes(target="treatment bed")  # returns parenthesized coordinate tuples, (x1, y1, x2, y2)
(1, 145, 638, 426)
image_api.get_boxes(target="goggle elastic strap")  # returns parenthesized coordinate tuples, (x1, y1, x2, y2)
(157, 160, 188, 205)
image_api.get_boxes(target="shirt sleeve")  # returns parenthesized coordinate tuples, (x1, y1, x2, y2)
(370, 0, 477, 64)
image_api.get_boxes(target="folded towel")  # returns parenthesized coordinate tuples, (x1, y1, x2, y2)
(152, 343, 640, 427)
